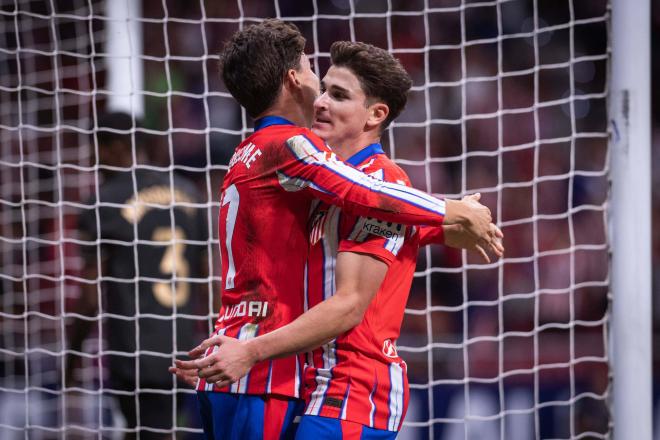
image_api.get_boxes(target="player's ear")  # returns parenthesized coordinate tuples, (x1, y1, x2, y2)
(284, 68, 302, 91)
(366, 102, 389, 130)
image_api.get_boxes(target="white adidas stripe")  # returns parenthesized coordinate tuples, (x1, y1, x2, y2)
(286, 135, 446, 216)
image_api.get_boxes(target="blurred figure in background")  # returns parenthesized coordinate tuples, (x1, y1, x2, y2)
(66, 112, 209, 439)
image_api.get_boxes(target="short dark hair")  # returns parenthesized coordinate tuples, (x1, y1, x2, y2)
(94, 111, 142, 149)
(219, 19, 306, 118)
(330, 41, 412, 130)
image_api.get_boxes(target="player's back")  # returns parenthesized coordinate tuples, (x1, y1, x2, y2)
(78, 169, 207, 387)
(204, 118, 319, 397)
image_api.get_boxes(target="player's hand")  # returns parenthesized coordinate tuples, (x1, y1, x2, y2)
(169, 363, 199, 387)
(444, 222, 504, 262)
(175, 334, 259, 389)
(169, 335, 218, 387)
(460, 193, 492, 240)
(445, 193, 499, 252)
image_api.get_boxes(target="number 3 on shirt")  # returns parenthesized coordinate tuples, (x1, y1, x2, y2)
(221, 184, 239, 289)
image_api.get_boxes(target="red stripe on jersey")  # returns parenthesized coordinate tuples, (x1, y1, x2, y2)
(303, 148, 418, 431)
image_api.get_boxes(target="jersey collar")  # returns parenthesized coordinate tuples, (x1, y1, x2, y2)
(346, 143, 385, 167)
(254, 116, 295, 132)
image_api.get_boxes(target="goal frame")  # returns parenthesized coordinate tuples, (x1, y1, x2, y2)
(609, 0, 652, 438)
(97, 1, 657, 437)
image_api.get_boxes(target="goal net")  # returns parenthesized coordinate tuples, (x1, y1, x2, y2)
(0, 0, 611, 439)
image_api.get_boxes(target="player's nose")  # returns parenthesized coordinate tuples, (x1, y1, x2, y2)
(314, 92, 329, 111)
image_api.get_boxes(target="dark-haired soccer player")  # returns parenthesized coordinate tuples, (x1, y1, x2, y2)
(67, 112, 208, 439)
(177, 40, 503, 439)
(170, 19, 497, 439)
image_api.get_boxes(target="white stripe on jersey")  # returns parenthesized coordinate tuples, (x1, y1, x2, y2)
(385, 224, 406, 255)
(231, 323, 259, 394)
(367, 168, 384, 180)
(204, 328, 227, 391)
(358, 158, 375, 171)
(340, 386, 350, 420)
(368, 383, 377, 427)
(294, 355, 301, 399)
(388, 362, 405, 431)
(306, 341, 337, 415)
(321, 206, 341, 301)
(285, 135, 446, 216)
(277, 170, 331, 194)
(266, 360, 273, 394)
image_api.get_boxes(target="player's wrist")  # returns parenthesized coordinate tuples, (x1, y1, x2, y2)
(444, 199, 470, 226)
(242, 338, 264, 364)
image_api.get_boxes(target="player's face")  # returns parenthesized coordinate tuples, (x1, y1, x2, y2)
(312, 66, 370, 149)
(296, 54, 321, 124)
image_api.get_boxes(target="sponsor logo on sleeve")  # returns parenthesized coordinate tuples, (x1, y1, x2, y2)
(362, 218, 403, 240)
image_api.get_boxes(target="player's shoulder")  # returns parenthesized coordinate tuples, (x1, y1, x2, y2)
(251, 123, 315, 143)
(286, 127, 326, 149)
(361, 154, 411, 186)
(248, 124, 326, 155)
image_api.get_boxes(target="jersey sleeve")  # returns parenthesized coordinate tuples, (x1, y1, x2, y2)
(277, 132, 446, 227)
(338, 215, 406, 266)
(418, 225, 445, 247)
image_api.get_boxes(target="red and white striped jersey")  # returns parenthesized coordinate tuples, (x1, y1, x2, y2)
(303, 143, 419, 431)
(197, 117, 446, 398)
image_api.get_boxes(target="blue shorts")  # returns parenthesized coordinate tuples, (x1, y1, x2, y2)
(197, 392, 304, 440)
(295, 415, 398, 440)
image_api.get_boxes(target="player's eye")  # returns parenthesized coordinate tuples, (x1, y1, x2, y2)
(331, 91, 346, 100)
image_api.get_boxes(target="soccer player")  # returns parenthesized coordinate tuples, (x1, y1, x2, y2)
(175, 41, 503, 439)
(169, 19, 497, 439)
(67, 112, 209, 439)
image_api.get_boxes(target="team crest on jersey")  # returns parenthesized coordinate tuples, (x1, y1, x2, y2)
(382, 339, 398, 358)
(309, 209, 328, 245)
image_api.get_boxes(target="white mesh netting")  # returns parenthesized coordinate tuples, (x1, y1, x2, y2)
(0, 1, 610, 438)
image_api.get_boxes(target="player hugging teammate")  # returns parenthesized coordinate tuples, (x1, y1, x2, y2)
(170, 19, 502, 440)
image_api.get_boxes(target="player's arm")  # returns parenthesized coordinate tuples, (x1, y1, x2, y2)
(419, 195, 504, 262)
(420, 223, 504, 262)
(418, 224, 445, 247)
(280, 134, 494, 243)
(172, 251, 387, 387)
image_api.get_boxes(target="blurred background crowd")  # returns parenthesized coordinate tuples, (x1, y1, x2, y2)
(0, 0, 654, 438)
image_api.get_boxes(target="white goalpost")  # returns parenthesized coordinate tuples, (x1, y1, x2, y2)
(609, 0, 652, 438)
(0, 0, 651, 439)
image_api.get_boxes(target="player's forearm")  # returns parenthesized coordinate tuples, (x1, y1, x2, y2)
(320, 175, 447, 227)
(443, 198, 473, 226)
(284, 136, 446, 226)
(245, 293, 364, 363)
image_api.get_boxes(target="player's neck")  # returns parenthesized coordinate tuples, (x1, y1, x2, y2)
(330, 131, 380, 161)
(258, 93, 310, 129)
